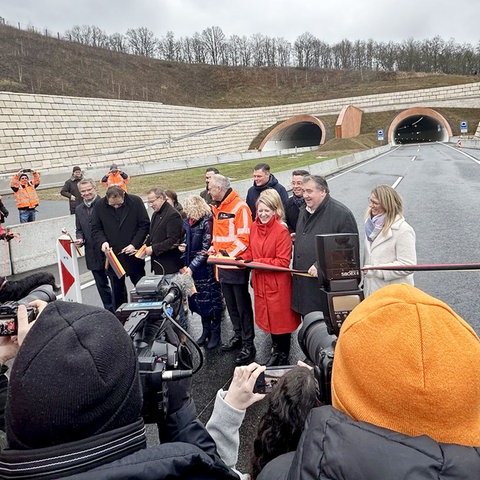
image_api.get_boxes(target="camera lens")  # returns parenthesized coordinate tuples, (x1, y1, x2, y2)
(298, 311, 337, 366)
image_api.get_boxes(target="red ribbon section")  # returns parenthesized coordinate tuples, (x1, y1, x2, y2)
(207, 255, 311, 276)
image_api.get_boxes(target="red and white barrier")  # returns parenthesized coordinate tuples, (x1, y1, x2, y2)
(56, 233, 82, 302)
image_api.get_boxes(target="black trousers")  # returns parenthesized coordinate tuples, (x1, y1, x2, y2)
(220, 282, 254, 345)
(92, 269, 114, 312)
(108, 258, 145, 310)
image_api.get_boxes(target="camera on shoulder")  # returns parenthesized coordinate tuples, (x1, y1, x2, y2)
(116, 275, 203, 424)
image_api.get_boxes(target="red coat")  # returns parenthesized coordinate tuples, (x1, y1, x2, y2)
(247, 216, 300, 334)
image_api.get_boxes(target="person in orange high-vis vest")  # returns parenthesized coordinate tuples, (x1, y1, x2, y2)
(101, 164, 129, 192)
(208, 174, 256, 366)
(10, 169, 40, 223)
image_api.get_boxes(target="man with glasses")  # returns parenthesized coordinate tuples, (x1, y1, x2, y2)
(91, 186, 150, 310)
(291, 175, 358, 317)
(74, 179, 114, 311)
(143, 188, 186, 326)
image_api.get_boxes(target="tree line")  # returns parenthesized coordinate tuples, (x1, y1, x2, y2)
(7, 19, 480, 75)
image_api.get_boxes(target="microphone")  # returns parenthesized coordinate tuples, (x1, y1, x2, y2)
(161, 369, 193, 381)
(162, 273, 195, 305)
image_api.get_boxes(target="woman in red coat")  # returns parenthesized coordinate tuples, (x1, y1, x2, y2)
(246, 189, 301, 366)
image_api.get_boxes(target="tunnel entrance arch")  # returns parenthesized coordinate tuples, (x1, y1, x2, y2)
(388, 108, 452, 145)
(259, 115, 326, 151)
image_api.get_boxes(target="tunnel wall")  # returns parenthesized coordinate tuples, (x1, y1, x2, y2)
(0, 82, 480, 180)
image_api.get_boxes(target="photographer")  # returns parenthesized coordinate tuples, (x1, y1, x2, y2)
(9, 168, 40, 223)
(257, 284, 480, 479)
(0, 300, 239, 479)
(206, 362, 319, 480)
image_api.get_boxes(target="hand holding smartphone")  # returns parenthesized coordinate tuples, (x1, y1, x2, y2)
(253, 365, 295, 394)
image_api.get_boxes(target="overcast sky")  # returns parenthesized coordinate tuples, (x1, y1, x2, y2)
(1, 0, 479, 45)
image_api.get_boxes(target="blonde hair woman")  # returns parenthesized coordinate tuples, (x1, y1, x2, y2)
(181, 195, 224, 349)
(244, 189, 300, 366)
(363, 185, 416, 296)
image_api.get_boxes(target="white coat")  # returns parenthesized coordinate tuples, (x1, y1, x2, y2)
(363, 215, 416, 296)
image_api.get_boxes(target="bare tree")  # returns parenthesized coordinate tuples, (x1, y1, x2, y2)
(201, 26, 226, 65)
(108, 32, 129, 53)
(126, 27, 157, 57)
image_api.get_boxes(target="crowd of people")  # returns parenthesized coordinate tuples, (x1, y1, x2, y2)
(0, 162, 478, 479)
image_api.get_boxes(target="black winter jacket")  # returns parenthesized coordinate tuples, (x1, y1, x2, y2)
(0, 400, 239, 480)
(246, 174, 289, 220)
(258, 406, 480, 480)
(183, 215, 223, 317)
(60, 177, 83, 214)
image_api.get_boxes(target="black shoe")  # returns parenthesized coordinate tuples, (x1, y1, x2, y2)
(196, 331, 210, 347)
(276, 352, 289, 366)
(206, 330, 220, 349)
(221, 336, 242, 351)
(266, 352, 279, 367)
(235, 345, 256, 365)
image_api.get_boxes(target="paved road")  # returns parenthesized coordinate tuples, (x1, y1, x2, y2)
(7, 142, 480, 473)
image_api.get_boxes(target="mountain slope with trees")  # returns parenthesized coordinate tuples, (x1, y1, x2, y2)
(0, 22, 479, 108)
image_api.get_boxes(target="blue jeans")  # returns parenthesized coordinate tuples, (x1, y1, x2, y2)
(19, 209, 36, 223)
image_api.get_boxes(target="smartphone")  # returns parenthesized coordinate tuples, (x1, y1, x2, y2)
(253, 365, 295, 394)
(219, 249, 229, 257)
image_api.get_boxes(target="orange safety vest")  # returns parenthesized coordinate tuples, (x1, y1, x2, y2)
(211, 189, 252, 258)
(10, 174, 40, 209)
(101, 172, 129, 191)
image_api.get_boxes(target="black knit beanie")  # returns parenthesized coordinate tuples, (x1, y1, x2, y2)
(6, 301, 143, 449)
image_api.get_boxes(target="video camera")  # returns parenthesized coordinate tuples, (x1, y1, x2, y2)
(298, 234, 364, 404)
(0, 285, 57, 336)
(116, 275, 203, 424)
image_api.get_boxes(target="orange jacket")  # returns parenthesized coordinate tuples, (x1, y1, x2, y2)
(10, 172, 40, 209)
(211, 189, 252, 258)
(101, 171, 129, 191)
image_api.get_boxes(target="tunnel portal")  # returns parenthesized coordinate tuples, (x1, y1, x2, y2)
(389, 108, 452, 145)
(259, 115, 326, 152)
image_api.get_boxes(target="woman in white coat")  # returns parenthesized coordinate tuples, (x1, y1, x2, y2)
(363, 185, 416, 296)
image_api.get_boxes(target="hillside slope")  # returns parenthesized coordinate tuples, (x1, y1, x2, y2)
(1, 24, 479, 108)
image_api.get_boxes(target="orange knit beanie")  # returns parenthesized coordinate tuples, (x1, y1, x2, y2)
(332, 284, 480, 446)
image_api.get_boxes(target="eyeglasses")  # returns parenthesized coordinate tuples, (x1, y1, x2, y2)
(147, 197, 161, 204)
(368, 198, 381, 207)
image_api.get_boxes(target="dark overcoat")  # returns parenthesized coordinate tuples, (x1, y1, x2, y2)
(75, 196, 105, 271)
(292, 194, 358, 316)
(148, 201, 184, 275)
(91, 194, 150, 276)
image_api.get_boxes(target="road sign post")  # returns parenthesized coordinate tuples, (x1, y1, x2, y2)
(460, 121, 468, 134)
(57, 233, 82, 302)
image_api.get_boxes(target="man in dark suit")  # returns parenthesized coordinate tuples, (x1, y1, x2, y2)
(144, 188, 184, 276)
(144, 187, 186, 326)
(91, 186, 150, 310)
(74, 178, 114, 311)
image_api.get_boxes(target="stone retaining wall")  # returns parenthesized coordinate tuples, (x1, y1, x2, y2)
(1, 82, 479, 180)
